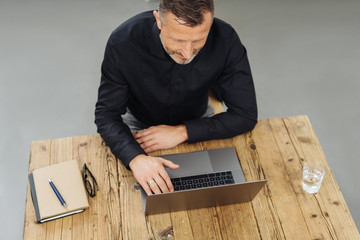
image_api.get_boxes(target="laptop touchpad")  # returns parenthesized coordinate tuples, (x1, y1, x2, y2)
(208, 148, 242, 172)
(161, 151, 213, 178)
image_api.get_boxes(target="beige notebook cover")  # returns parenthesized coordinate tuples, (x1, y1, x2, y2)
(29, 160, 89, 223)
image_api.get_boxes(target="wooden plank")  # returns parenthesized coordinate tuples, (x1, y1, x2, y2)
(250, 119, 312, 239)
(269, 117, 335, 239)
(68, 137, 87, 240)
(146, 213, 174, 240)
(215, 203, 261, 240)
(71, 135, 99, 240)
(105, 146, 122, 239)
(186, 207, 222, 240)
(283, 115, 360, 239)
(23, 140, 51, 240)
(209, 89, 224, 114)
(117, 151, 152, 239)
(170, 211, 194, 240)
(233, 133, 284, 239)
(93, 140, 121, 239)
(71, 135, 101, 239)
(47, 137, 73, 240)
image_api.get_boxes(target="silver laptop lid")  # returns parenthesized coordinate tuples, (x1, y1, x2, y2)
(145, 180, 267, 215)
(142, 148, 267, 215)
(163, 147, 243, 180)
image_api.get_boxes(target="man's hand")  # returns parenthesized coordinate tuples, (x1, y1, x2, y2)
(129, 154, 179, 195)
(134, 125, 188, 153)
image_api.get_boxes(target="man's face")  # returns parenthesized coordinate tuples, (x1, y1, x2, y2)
(154, 10, 213, 65)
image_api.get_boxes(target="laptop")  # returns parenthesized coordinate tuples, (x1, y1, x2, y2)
(142, 147, 267, 215)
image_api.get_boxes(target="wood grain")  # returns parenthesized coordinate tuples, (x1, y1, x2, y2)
(23, 116, 360, 239)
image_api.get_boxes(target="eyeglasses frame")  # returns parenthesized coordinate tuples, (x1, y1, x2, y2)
(83, 163, 99, 197)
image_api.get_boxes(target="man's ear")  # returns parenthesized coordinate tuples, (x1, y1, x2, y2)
(153, 10, 162, 30)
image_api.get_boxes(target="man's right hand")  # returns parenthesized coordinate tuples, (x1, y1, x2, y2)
(129, 154, 179, 195)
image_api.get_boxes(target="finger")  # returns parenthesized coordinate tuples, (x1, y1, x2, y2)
(139, 140, 158, 152)
(139, 180, 153, 196)
(161, 158, 180, 170)
(134, 128, 154, 138)
(158, 168, 174, 192)
(153, 175, 171, 193)
(141, 143, 162, 153)
(135, 134, 154, 142)
(133, 130, 143, 139)
(137, 134, 156, 146)
(149, 179, 162, 194)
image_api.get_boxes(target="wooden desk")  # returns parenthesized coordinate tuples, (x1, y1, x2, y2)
(23, 115, 359, 239)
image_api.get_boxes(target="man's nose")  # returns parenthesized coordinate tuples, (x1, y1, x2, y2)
(181, 42, 193, 59)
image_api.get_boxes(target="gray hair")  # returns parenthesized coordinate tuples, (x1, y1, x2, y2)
(158, 0, 214, 26)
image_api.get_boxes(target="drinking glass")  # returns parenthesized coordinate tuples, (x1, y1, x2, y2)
(302, 161, 325, 194)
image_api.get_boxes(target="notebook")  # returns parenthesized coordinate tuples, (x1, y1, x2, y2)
(142, 147, 267, 215)
(28, 160, 89, 223)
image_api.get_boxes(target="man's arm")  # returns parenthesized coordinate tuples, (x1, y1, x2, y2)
(133, 124, 188, 153)
(95, 39, 178, 195)
(185, 28, 257, 143)
(95, 39, 146, 168)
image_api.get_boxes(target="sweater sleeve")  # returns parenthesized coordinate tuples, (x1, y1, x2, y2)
(95, 39, 146, 168)
(184, 29, 257, 142)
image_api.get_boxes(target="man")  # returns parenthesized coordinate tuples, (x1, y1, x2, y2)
(95, 0, 257, 196)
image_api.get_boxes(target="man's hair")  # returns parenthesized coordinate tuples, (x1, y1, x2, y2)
(158, 0, 214, 26)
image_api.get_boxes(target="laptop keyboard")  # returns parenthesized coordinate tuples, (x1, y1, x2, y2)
(171, 171, 235, 192)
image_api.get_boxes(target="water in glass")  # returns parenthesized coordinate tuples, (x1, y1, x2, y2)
(302, 168, 324, 193)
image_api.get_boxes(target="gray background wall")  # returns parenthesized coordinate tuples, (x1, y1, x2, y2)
(0, 0, 359, 239)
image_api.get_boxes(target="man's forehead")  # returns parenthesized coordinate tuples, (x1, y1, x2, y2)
(164, 26, 210, 43)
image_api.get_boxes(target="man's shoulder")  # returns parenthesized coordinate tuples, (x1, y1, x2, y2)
(205, 17, 241, 52)
(116, 11, 155, 30)
(109, 11, 155, 45)
(212, 17, 237, 36)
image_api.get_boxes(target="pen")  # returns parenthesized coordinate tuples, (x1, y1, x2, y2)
(48, 179, 67, 207)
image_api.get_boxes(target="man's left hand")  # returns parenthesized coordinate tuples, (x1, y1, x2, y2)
(134, 125, 188, 153)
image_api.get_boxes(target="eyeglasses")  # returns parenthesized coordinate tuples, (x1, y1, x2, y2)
(82, 163, 98, 197)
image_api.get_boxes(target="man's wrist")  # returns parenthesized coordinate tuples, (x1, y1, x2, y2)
(177, 124, 189, 142)
(129, 154, 147, 170)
